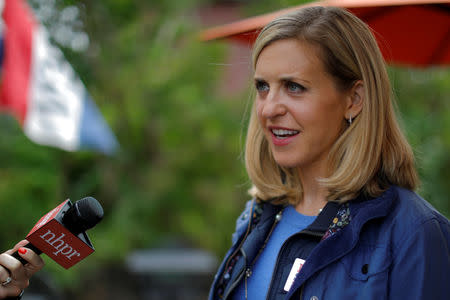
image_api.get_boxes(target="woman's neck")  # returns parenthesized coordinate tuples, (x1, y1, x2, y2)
(296, 166, 328, 216)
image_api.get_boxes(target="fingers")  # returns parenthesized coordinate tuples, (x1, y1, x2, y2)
(0, 243, 45, 299)
(16, 247, 45, 275)
(4, 241, 45, 275)
(0, 253, 28, 289)
(0, 255, 26, 298)
(0, 283, 22, 298)
(11, 240, 29, 254)
(4, 240, 29, 256)
(0, 265, 22, 298)
(0, 264, 12, 286)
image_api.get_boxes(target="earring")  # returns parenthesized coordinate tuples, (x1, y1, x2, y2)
(348, 115, 352, 125)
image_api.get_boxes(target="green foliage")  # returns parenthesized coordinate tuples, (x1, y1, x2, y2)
(389, 67, 450, 217)
(1, 0, 248, 288)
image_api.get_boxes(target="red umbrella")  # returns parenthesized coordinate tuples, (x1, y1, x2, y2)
(200, 0, 450, 67)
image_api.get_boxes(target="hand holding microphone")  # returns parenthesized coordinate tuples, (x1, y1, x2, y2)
(0, 197, 104, 299)
(0, 240, 44, 299)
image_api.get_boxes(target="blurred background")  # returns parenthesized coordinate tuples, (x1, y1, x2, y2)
(0, 0, 448, 299)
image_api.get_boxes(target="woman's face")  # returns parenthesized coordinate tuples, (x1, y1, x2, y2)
(254, 38, 350, 175)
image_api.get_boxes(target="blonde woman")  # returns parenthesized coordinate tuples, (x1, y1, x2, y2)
(209, 6, 450, 300)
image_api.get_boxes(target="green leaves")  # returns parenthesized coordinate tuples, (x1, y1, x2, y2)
(390, 67, 450, 216)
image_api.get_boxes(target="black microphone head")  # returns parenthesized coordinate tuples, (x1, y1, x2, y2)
(62, 197, 104, 235)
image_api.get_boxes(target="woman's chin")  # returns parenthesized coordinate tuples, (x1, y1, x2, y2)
(274, 159, 300, 169)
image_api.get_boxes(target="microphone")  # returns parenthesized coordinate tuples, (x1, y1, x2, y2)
(11, 197, 103, 269)
(59, 197, 104, 235)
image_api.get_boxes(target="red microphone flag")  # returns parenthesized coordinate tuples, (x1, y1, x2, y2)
(26, 199, 95, 269)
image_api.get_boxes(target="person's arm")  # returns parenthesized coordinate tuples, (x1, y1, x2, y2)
(388, 218, 450, 299)
(0, 240, 45, 299)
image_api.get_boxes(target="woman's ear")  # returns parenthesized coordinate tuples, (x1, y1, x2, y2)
(345, 80, 364, 122)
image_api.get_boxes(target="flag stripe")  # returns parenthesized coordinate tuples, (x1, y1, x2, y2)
(24, 27, 82, 151)
(0, 0, 35, 123)
(79, 92, 119, 155)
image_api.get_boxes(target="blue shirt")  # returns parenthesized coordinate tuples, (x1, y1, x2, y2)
(232, 205, 317, 300)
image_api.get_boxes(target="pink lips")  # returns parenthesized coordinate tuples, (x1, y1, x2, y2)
(269, 127, 300, 146)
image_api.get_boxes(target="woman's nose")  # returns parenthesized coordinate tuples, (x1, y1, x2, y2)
(261, 93, 286, 119)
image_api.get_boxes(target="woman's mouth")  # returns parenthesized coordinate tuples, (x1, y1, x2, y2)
(271, 128, 300, 139)
(270, 128, 300, 146)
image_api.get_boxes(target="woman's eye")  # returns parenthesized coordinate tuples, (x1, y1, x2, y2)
(255, 80, 269, 92)
(286, 81, 305, 93)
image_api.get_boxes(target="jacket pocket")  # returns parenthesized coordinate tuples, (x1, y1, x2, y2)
(300, 244, 392, 300)
(339, 243, 392, 281)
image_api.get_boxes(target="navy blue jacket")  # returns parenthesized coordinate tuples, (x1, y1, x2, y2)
(209, 186, 450, 299)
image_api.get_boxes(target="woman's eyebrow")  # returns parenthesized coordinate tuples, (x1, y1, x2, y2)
(253, 74, 311, 84)
(280, 75, 311, 85)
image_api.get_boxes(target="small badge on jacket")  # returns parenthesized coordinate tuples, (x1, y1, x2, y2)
(284, 258, 305, 292)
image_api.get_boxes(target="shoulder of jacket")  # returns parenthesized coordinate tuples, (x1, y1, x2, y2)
(376, 186, 449, 251)
(349, 186, 448, 241)
(390, 186, 448, 226)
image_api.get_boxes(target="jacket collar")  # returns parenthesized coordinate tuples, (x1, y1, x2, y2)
(240, 198, 342, 268)
(306, 201, 340, 234)
(259, 200, 284, 224)
(258, 198, 341, 235)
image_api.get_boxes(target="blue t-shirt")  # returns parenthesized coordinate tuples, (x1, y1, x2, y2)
(232, 205, 317, 300)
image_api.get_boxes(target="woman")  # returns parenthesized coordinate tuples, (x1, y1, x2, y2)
(0, 240, 44, 299)
(209, 6, 449, 300)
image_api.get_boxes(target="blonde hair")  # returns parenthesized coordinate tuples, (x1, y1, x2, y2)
(245, 6, 419, 204)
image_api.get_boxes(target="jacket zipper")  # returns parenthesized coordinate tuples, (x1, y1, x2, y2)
(222, 201, 255, 278)
(265, 235, 292, 300)
(299, 285, 304, 300)
(223, 258, 245, 299)
(265, 230, 323, 300)
(221, 201, 255, 300)
(224, 209, 283, 300)
(299, 230, 324, 239)
(244, 211, 283, 300)
(250, 211, 283, 267)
